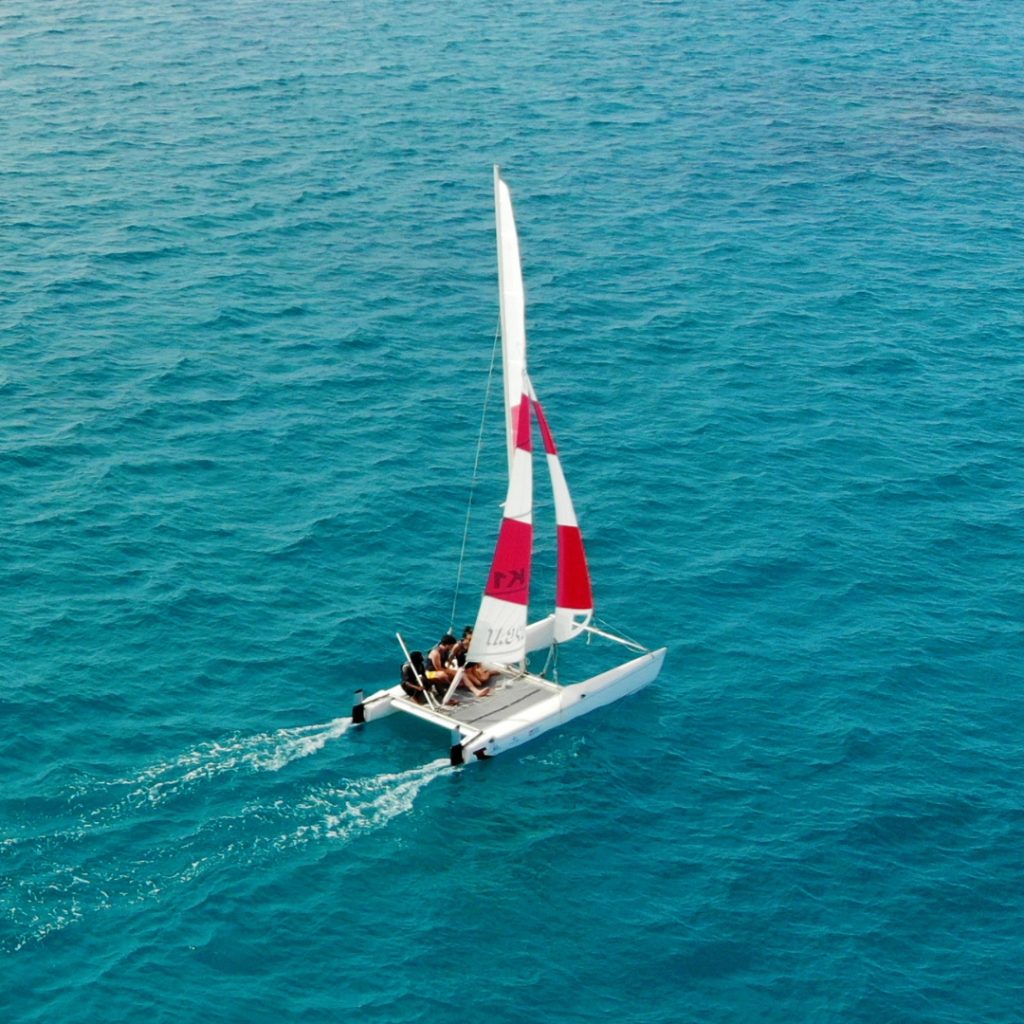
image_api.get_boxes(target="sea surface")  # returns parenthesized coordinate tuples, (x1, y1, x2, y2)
(2, 2, 1023, 1021)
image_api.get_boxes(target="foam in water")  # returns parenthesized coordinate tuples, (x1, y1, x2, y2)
(2, 721, 447, 952)
(71, 717, 355, 823)
(289, 757, 451, 845)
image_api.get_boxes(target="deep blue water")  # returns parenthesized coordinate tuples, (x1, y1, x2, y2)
(3, 2, 1023, 1021)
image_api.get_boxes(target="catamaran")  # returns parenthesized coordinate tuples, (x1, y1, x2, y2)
(352, 167, 666, 765)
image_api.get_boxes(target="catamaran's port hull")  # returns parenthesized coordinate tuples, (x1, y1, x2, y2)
(352, 648, 666, 765)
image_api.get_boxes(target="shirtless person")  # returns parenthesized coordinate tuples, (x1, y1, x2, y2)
(456, 627, 500, 696)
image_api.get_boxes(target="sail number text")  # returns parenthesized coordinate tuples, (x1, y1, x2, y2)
(486, 625, 524, 648)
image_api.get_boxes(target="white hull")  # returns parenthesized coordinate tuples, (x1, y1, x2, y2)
(353, 647, 666, 765)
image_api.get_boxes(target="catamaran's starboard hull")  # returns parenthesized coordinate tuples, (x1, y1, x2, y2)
(352, 648, 666, 765)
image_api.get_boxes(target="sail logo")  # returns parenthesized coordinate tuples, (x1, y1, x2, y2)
(492, 567, 527, 595)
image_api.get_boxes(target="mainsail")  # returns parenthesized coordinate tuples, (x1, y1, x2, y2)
(467, 386, 533, 664)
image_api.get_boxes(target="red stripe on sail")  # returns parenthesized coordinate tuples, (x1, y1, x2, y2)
(514, 395, 533, 451)
(533, 399, 558, 456)
(485, 518, 533, 604)
(557, 524, 592, 610)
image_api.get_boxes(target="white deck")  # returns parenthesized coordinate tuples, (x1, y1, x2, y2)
(390, 671, 559, 735)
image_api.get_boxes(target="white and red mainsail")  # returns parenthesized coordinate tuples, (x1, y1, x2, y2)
(467, 383, 533, 664)
(467, 168, 594, 666)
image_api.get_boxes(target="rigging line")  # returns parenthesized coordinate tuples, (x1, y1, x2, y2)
(448, 320, 502, 632)
(588, 616, 648, 652)
(538, 641, 558, 682)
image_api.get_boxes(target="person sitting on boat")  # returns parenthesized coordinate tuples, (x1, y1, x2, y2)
(459, 661, 499, 697)
(402, 650, 455, 704)
(465, 646, 500, 683)
(400, 651, 430, 704)
(449, 626, 474, 669)
(427, 634, 459, 683)
(444, 627, 499, 696)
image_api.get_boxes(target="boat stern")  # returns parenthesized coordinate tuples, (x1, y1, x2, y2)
(352, 684, 402, 724)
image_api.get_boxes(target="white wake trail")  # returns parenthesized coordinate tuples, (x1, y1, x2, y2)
(6, 741, 451, 953)
(285, 757, 452, 845)
(79, 717, 354, 821)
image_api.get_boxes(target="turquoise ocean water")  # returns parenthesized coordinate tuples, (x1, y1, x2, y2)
(3, 2, 1023, 1020)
